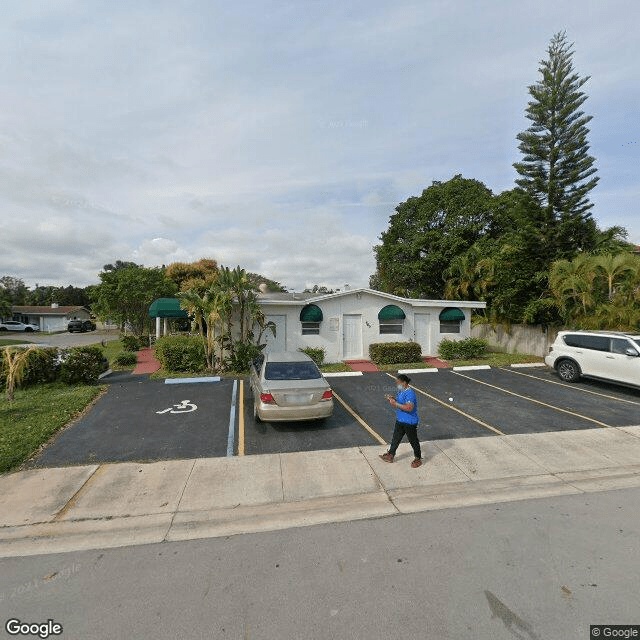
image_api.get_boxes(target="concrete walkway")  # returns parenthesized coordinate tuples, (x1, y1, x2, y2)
(1, 425, 640, 558)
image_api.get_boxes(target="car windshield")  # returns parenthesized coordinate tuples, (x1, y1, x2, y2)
(265, 361, 321, 380)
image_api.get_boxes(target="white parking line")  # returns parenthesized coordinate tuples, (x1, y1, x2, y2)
(504, 368, 640, 406)
(226, 380, 238, 457)
(451, 371, 611, 428)
(383, 373, 505, 436)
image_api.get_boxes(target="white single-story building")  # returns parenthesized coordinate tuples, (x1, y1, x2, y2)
(11, 304, 91, 332)
(256, 288, 486, 362)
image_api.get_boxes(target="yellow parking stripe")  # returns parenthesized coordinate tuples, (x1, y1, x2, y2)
(238, 379, 245, 456)
(385, 374, 505, 436)
(332, 390, 387, 445)
(452, 371, 611, 428)
(504, 367, 640, 407)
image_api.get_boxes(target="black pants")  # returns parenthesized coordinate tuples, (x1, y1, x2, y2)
(388, 420, 421, 459)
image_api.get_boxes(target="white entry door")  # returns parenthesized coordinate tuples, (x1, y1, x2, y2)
(414, 313, 431, 356)
(343, 315, 362, 359)
(264, 315, 286, 352)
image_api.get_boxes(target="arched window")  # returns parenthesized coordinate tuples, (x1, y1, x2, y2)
(439, 307, 465, 333)
(378, 305, 405, 334)
(300, 304, 323, 335)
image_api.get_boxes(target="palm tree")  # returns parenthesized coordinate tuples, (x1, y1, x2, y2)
(549, 254, 596, 320)
(592, 253, 638, 301)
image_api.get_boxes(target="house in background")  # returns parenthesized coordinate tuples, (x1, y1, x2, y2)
(256, 287, 486, 363)
(11, 304, 91, 332)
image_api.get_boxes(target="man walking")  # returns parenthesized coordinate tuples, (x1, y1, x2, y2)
(380, 374, 422, 468)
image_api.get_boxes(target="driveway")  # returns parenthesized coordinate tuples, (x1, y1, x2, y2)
(28, 365, 640, 468)
(14, 329, 121, 348)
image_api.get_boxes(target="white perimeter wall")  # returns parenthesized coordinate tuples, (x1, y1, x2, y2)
(261, 292, 473, 362)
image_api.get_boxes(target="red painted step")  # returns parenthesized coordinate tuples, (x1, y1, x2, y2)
(344, 360, 379, 372)
(422, 356, 449, 368)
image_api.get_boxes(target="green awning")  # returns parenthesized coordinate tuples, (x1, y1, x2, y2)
(300, 304, 323, 322)
(378, 305, 406, 320)
(439, 308, 465, 322)
(149, 298, 189, 319)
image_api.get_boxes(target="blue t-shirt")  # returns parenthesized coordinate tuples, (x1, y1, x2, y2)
(396, 387, 418, 425)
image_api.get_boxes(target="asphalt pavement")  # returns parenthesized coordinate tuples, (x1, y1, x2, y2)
(1, 485, 638, 640)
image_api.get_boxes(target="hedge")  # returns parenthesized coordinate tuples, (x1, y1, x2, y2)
(154, 335, 207, 372)
(60, 346, 109, 384)
(120, 334, 142, 352)
(1, 346, 61, 389)
(437, 337, 488, 360)
(369, 341, 422, 365)
(298, 347, 326, 366)
(113, 351, 139, 366)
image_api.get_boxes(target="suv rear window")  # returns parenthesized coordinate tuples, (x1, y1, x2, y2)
(563, 334, 610, 352)
(265, 362, 321, 380)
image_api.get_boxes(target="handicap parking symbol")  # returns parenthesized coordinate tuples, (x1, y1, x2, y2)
(156, 400, 198, 414)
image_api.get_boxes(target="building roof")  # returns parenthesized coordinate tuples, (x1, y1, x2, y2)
(12, 305, 89, 316)
(257, 287, 486, 309)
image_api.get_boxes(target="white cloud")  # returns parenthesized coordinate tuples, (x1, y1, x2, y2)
(0, 0, 638, 287)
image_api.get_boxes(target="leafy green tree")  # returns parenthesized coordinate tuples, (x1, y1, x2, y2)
(513, 32, 599, 257)
(165, 259, 219, 291)
(0, 289, 12, 320)
(91, 265, 177, 336)
(371, 175, 496, 298)
(0, 276, 29, 305)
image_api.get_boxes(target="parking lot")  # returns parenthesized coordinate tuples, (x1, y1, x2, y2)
(29, 365, 640, 468)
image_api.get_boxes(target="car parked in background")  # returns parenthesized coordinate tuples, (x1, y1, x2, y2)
(0, 320, 40, 332)
(249, 351, 334, 422)
(545, 330, 640, 387)
(67, 319, 96, 333)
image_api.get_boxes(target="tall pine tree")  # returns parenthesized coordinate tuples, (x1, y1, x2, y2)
(513, 32, 599, 258)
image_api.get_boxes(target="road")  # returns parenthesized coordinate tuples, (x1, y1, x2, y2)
(1, 486, 637, 640)
(12, 330, 121, 348)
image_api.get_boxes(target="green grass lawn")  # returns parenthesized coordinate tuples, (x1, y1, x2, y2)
(90, 338, 137, 371)
(320, 362, 355, 373)
(0, 382, 105, 474)
(0, 338, 30, 347)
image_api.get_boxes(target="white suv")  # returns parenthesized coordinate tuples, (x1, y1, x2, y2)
(545, 330, 640, 387)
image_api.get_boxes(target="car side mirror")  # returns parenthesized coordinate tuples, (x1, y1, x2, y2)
(625, 348, 639, 357)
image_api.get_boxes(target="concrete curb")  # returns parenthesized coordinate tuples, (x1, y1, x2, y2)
(510, 362, 547, 368)
(2, 427, 640, 558)
(397, 368, 439, 374)
(322, 371, 363, 377)
(452, 365, 491, 371)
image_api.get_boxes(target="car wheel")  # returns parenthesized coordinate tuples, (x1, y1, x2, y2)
(557, 359, 580, 382)
(24, 327, 33, 332)
(253, 398, 263, 423)
(0, 327, 7, 332)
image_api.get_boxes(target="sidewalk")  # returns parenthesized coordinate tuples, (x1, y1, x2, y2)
(1, 425, 640, 558)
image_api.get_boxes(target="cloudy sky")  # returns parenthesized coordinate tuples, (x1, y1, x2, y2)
(0, 0, 638, 291)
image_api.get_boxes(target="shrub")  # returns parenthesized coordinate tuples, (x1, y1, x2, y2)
(227, 341, 264, 373)
(0, 347, 61, 391)
(113, 351, 138, 366)
(120, 334, 142, 352)
(438, 337, 488, 360)
(437, 338, 460, 360)
(154, 335, 207, 372)
(369, 342, 422, 365)
(299, 347, 325, 366)
(60, 346, 109, 385)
